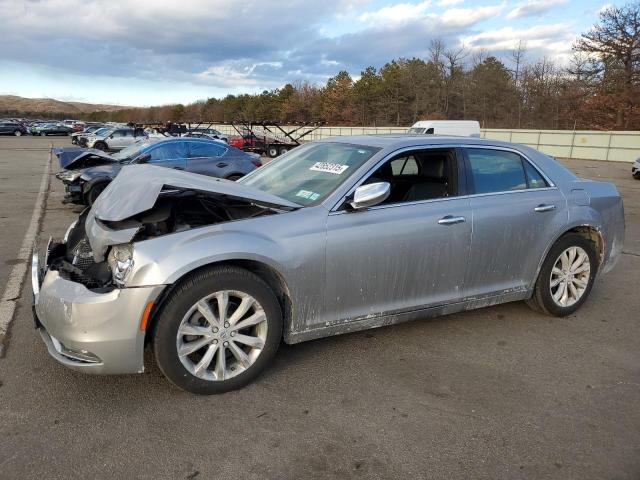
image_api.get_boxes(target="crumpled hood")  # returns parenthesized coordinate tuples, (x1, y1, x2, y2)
(92, 164, 301, 222)
(54, 147, 115, 169)
(85, 164, 301, 261)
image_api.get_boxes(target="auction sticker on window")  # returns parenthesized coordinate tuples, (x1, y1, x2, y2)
(296, 189, 321, 201)
(310, 162, 349, 174)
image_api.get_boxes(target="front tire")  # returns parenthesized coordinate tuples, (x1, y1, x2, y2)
(93, 141, 107, 151)
(14, 130, 22, 136)
(526, 233, 598, 316)
(153, 266, 283, 394)
(86, 182, 108, 205)
(40, 132, 47, 136)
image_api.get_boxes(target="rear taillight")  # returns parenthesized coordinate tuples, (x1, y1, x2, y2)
(251, 159, 262, 167)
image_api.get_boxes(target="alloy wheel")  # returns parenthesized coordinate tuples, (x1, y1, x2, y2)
(176, 290, 268, 381)
(549, 246, 591, 307)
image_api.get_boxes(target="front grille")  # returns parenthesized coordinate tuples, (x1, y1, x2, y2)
(70, 238, 93, 267)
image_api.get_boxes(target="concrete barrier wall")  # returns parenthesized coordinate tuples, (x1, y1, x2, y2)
(209, 125, 640, 162)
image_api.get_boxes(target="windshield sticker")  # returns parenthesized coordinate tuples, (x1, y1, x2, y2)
(296, 190, 321, 201)
(310, 162, 349, 175)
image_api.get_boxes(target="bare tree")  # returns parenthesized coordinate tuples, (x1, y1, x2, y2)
(575, 2, 640, 127)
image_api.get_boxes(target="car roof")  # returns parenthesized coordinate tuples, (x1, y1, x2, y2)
(155, 137, 225, 144)
(318, 134, 520, 150)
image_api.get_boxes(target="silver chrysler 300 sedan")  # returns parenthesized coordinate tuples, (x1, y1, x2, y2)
(32, 136, 624, 394)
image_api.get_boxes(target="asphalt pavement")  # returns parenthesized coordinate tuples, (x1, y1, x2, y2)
(0, 136, 638, 480)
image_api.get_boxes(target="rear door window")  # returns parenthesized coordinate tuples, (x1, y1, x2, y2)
(189, 141, 228, 158)
(148, 142, 189, 162)
(523, 160, 549, 189)
(466, 149, 527, 194)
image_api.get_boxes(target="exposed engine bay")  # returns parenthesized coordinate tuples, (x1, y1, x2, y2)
(47, 189, 279, 290)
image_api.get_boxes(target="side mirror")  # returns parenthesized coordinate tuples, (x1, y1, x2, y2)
(136, 153, 151, 164)
(349, 182, 390, 210)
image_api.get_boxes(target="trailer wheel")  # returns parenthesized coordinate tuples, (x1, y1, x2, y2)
(267, 146, 279, 158)
(279, 146, 289, 156)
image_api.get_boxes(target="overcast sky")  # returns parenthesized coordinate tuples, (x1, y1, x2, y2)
(0, 0, 617, 106)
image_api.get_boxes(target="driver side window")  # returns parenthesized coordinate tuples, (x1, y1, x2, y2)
(363, 148, 458, 205)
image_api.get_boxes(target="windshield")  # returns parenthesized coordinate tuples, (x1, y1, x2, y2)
(111, 140, 154, 161)
(408, 127, 426, 134)
(239, 142, 380, 206)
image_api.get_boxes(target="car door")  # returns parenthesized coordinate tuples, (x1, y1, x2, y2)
(146, 141, 188, 170)
(107, 130, 126, 149)
(324, 147, 472, 324)
(462, 147, 567, 298)
(186, 141, 229, 176)
(0, 123, 8, 134)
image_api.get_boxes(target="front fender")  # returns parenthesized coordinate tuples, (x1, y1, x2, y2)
(127, 226, 289, 287)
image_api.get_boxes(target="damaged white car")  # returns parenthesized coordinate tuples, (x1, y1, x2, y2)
(32, 137, 624, 394)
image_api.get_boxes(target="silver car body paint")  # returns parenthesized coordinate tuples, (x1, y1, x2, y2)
(34, 136, 625, 373)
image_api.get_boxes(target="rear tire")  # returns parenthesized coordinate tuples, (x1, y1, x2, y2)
(526, 233, 598, 316)
(633, 172, 640, 180)
(40, 132, 46, 136)
(279, 146, 289, 156)
(14, 130, 22, 136)
(267, 146, 279, 158)
(152, 266, 283, 394)
(93, 142, 107, 151)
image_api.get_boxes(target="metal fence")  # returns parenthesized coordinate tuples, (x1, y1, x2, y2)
(210, 125, 640, 162)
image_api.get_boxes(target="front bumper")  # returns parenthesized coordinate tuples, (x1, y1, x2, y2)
(32, 248, 164, 374)
(59, 180, 84, 204)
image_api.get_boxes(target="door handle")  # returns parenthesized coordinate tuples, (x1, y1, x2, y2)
(534, 204, 555, 212)
(438, 215, 466, 225)
(217, 162, 229, 168)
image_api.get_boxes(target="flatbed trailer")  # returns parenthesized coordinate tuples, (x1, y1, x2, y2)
(228, 121, 324, 157)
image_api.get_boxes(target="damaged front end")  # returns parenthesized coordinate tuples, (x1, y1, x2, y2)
(48, 164, 300, 290)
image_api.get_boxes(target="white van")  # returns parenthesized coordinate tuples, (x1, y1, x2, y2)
(408, 120, 480, 137)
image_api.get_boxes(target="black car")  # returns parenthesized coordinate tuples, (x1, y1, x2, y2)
(55, 137, 262, 205)
(0, 121, 27, 136)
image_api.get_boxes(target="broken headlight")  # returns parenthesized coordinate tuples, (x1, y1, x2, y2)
(57, 170, 83, 182)
(107, 244, 134, 287)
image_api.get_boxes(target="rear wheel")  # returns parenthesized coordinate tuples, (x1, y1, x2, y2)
(14, 130, 22, 137)
(153, 266, 283, 394)
(40, 132, 46, 136)
(633, 172, 640, 180)
(267, 145, 279, 158)
(526, 233, 597, 316)
(279, 146, 289, 156)
(93, 141, 107, 151)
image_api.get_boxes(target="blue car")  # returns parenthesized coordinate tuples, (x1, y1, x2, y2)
(55, 137, 263, 205)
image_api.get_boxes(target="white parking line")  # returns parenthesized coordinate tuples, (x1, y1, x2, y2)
(0, 148, 51, 346)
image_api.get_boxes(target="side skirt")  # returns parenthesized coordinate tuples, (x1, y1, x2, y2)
(285, 288, 530, 345)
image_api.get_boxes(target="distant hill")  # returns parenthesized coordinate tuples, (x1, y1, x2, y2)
(0, 95, 132, 115)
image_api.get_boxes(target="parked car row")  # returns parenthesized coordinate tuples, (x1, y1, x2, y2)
(53, 136, 262, 205)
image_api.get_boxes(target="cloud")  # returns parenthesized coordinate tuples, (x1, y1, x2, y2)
(461, 23, 576, 62)
(507, 0, 569, 20)
(0, 0, 589, 104)
(359, 1, 503, 27)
